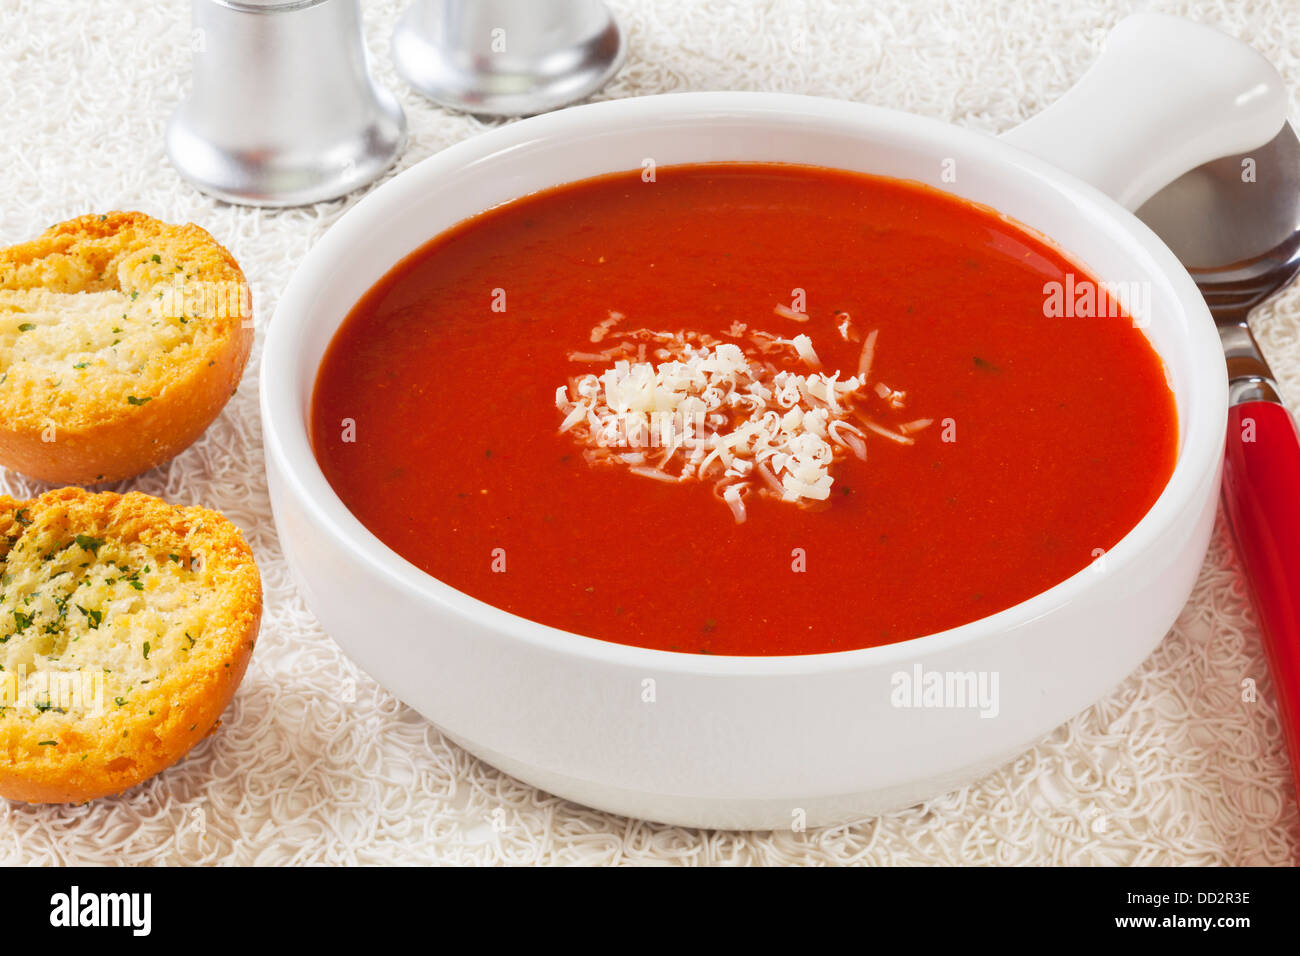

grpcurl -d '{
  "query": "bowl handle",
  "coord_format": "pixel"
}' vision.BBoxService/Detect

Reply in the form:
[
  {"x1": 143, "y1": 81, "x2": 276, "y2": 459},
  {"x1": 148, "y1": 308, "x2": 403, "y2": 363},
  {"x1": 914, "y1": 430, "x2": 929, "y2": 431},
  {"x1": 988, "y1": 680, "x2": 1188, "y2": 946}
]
[{"x1": 1000, "y1": 13, "x2": 1287, "y2": 210}]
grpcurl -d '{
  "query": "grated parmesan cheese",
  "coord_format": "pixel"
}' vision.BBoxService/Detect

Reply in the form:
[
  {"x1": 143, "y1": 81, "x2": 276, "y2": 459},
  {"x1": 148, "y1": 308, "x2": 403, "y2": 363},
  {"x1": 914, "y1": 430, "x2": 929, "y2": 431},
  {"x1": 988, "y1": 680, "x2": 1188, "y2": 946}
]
[{"x1": 556, "y1": 310, "x2": 926, "y2": 521}]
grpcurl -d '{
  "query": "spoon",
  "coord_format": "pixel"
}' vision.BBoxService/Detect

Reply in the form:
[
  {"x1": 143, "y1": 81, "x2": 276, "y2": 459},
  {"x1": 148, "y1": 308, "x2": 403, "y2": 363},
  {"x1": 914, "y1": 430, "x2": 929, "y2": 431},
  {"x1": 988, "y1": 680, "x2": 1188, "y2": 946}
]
[{"x1": 1138, "y1": 122, "x2": 1300, "y2": 796}]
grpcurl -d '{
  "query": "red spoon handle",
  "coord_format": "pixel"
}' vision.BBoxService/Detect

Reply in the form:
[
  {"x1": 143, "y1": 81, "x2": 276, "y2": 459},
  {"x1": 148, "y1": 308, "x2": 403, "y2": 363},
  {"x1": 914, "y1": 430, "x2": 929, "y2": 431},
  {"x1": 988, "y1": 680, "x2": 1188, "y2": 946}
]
[{"x1": 1223, "y1": 400, "x2": 1300, "y2": 795}]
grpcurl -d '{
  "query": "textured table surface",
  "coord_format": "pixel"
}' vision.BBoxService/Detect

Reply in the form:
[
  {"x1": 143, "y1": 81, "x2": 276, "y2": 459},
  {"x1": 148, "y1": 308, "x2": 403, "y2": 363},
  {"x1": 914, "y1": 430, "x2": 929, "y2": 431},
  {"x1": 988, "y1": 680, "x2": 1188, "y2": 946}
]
[{"x1": 1, "y1": 0, "x2": 1297, "y2": 864}]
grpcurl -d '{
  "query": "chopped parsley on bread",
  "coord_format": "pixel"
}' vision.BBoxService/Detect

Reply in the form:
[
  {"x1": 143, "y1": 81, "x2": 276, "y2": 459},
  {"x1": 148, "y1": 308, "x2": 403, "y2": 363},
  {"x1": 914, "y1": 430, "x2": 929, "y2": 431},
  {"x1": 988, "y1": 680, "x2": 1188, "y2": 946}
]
[
  {"x1": 0, "y1": 488, "x2": 261, "y2": 803},
  {"x1": 0, "y1": 212, "x2": 253, "y2": 484}
]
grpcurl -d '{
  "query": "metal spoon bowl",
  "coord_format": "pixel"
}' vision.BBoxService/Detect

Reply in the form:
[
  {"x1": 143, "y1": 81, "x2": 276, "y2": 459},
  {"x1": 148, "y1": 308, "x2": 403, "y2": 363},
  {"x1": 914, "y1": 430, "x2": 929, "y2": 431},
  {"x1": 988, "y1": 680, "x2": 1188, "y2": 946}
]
[{"x1": 1137, "y1": 122, "x2": 1300, "y2": 403}]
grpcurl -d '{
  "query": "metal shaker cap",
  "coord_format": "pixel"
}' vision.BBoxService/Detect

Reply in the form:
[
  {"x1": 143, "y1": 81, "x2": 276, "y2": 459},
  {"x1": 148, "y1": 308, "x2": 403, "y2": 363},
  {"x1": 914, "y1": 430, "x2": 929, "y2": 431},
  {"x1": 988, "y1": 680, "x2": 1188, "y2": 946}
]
[
  {"x1": 392, "y1": 0, "x2": 625, "y2": 117},
  {"x1": 167, "y1": 0, "x2": 407, "y2": 207}
]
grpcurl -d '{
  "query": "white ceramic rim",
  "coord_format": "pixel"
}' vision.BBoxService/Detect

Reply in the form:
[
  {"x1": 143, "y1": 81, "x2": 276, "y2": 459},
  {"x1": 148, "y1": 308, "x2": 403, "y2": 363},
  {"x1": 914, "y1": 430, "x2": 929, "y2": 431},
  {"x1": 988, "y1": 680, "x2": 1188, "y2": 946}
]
[{"x1": 261, "y1": 91, "x2": 1226, "y2": 678}]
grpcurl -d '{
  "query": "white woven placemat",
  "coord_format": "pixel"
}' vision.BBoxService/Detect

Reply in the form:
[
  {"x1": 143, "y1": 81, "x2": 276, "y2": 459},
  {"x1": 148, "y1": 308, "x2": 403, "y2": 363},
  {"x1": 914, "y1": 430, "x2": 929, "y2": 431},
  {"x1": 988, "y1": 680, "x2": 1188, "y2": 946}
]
[{"x1": 1, "y1": 0, "x2": 1297, "y2": 865}]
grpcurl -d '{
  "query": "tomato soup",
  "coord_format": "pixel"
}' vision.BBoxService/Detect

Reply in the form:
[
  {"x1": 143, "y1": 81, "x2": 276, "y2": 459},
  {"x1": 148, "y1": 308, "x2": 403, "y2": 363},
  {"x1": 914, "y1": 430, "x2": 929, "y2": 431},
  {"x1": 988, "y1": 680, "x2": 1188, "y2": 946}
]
[{"x1": 311, "y1": 163, "x2": 1178, "y2": 656}]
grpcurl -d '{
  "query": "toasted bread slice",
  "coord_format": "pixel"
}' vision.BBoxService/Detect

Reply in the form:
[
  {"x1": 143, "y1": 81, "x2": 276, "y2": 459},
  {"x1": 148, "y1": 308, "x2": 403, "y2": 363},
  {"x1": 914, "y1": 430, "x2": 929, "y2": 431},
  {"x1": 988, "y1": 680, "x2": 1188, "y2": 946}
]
[
  {"x1": 0, "y1": 212, "x2": 253, "y2": 484},
  {"x1": 0, "y1": 488, "x2": 261, "y2": 802}
]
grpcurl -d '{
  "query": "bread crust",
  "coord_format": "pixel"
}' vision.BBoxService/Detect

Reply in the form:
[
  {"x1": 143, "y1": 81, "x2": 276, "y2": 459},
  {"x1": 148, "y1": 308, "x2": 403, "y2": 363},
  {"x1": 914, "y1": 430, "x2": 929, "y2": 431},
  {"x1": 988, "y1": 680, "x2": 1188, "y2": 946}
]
[
  {"x1": 0, "y1": 488, "x2": 261, "y2": 803},
  {"x1": 0, "y1": 212, "x2": 253, "y2": 484}
]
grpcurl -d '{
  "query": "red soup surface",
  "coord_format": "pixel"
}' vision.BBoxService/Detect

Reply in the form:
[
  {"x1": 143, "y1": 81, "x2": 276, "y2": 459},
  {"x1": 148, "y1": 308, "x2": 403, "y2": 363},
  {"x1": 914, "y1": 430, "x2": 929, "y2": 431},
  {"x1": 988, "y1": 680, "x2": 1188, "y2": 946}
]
[{"x1": 311, "y1": 163, "x2": 1178, "y2": 656}]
